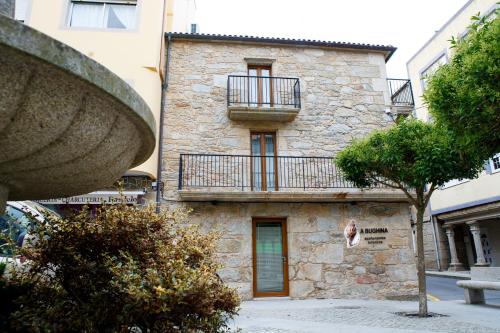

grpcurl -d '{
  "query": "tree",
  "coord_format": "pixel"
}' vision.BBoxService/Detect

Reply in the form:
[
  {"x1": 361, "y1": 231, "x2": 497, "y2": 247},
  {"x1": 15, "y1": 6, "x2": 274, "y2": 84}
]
[
  {"x1": 336, "y1": 119, "x2": 484, "y2": 316},
  {"x1": 424, "y1": 14, "x2": 500, "y2": 161},
  {"x1": 1, "y1": 204, "x2": 239, "y2": 332}
]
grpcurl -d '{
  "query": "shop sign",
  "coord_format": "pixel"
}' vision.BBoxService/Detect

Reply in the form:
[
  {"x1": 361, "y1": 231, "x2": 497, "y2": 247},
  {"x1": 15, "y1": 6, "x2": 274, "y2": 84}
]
[
  {"x1": 344, "y1": 221, "x2": 389, "y2": 247},
  {"x1": 36, "y1": 192, "x2": 142, "y2": 205}
]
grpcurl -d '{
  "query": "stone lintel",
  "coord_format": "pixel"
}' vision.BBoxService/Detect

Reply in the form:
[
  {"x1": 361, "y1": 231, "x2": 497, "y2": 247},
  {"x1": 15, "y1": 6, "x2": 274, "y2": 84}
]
[
  {"x1": 178, "y1": 189, "x2": 411, "y2": 203},
  {"x1": 228, "y1": 106, "x2": 300, "y2": 122}
]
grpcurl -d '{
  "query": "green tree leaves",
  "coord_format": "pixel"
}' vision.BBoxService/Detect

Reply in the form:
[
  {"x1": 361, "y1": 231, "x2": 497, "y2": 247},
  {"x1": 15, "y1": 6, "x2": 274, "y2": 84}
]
[{"x1": 425, "y1": 14, "x2": 500, "y2": 160}]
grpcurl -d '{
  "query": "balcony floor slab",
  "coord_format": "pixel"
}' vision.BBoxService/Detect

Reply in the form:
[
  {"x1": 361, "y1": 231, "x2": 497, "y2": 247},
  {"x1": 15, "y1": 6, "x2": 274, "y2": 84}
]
[
  {"x1": 178, "y1": 189, "x2": 411, "y2": 203},
  {"x1": 228, "y1": 106, "x2": 300, "y2": 122}
]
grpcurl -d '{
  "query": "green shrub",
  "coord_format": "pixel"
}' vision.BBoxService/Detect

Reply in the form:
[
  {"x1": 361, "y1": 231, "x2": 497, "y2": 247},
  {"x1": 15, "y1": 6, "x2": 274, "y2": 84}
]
[{"x1": 3, "y1": 204, "x2": 239, "y2": 332}]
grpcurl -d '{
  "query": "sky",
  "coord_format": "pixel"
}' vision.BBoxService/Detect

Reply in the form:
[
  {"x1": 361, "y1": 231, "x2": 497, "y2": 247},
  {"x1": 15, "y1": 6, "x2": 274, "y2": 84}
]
[{"x1": 194, "y1": 0, "x2": 469, "y2": 78}]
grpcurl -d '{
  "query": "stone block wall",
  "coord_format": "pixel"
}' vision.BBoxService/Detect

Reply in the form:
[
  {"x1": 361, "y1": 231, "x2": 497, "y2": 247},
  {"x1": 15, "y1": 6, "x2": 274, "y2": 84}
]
[
  {"x1": 422, "y1": 220, "x2": 439, "y2": 270},
  {"x1": 162, "y1": 40, "x2": 393, "y2": 200},
  {"x1": 166, "y1": 201, "x2": 418, "y2": 300}
]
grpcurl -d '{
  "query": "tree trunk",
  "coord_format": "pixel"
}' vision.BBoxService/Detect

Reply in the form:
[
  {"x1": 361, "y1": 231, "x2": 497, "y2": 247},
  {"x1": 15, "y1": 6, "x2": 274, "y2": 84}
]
[{"x1": 415, "y1": 206, "x2": 428, "y2": 317}]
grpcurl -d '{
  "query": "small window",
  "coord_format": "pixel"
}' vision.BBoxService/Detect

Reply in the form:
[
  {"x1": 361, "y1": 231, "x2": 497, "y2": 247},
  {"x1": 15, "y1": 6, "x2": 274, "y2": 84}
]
[
  {"x1": 68, "y1": 1, "x2": 137, "y2": 30},
  {"x1": 190, "y1": 23, "x2": 199, "y2": 33},
  {"x1": 420, "y1": 54, "x2": 447, "y2": 91},
  {"x1": 441, "y1": 178, "x2": 468, "y2": 189},
  {"x1": 490, "y1": 154, "x2": 500, "y2": 174}
]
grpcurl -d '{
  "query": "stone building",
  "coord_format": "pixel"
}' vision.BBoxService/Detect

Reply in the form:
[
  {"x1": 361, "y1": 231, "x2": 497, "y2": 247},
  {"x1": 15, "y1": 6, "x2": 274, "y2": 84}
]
[
  {"x1": 407, "y1": 0, "x2": 499, "y2": 272},
  {"x1": 160, "y1": 33, "x2": 418, "y2": 300}
]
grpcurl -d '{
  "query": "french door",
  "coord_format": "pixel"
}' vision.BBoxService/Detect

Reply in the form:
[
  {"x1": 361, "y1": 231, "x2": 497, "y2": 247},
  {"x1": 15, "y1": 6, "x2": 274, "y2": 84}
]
[
  {"x1": 248, "y1": 65, "x2": 273, "y2": 106},
  {"x1": 251, "y1": 132, "x2": 277, "y2": 191},
  {"x1": 252, "y1": 218, "x2": 289, "y2": 297}
]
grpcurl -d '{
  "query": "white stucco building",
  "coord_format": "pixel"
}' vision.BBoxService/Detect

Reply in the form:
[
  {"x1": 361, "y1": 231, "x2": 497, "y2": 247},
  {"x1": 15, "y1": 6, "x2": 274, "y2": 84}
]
[{"x1": 407, "y1": 0, "x2": 499, "y2": 271}]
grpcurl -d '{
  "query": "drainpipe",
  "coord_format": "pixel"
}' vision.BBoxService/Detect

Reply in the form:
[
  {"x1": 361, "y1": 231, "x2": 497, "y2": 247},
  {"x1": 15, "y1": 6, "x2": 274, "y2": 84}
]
[{"x1": 155, "y1": 26, "x2": 172, "y2": 212}]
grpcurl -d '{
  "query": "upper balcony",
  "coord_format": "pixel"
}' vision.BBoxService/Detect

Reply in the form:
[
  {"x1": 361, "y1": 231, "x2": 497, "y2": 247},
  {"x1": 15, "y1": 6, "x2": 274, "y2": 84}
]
[
  {"x1": 177, "y1": 154, "x2": 409, "y2": 203},
  {"x1": 227, "y1": 75, "x2": 301, "y2": 122},
  {"x1": 387, "y1": 79, "x2": 415, "y2": 116}
]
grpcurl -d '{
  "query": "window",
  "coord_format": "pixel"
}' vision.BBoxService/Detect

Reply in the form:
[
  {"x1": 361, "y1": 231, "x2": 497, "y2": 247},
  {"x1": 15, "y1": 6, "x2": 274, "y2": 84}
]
[
  {"x1": 441, "y1": 178, "x2": 468, "y2": 189},
  {"x1": 251, "y1": 132, "x2": 277, "y2": 191},
  {"x1": 0, "y1": 206, "x2": 32, "y2": 255},
  {"x1": 15, "y1": 0, "x2": 30, "y2": 23},
  {"x1": 248, "y1": 65, "x2": 272, "y2": 106},
  {"x1": 68, "y1": 1, "x2": 137, "y2": 30},
  {"x1": 420, "y1": 54, "x2": 447, "y2": 90},
  {"x1": 490, "y1": 154, "x2": 500, "y2": 174}
]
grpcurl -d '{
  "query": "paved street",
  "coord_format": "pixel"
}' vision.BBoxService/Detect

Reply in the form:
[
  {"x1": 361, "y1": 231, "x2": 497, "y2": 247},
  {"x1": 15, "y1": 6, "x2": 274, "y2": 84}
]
[
  {"x1": 231, "y1": 298, "x2": 500, "y2": 333},
  {"x1": 427, "y1": 276, "x2": 500, "y2": 305}
]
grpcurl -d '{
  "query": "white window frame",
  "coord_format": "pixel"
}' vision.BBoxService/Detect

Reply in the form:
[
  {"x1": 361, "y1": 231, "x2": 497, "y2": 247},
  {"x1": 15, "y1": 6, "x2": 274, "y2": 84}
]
[
  {"x1": 440, "y1": 178, "x2": 469, "y2": 189},
  {"x1": 489, "y1": 153, "x2": 500, "y2": 174},
  {"x1": 419, "y1": 53, "x2": 448, "y2": 92},
  {"x1": 67, "y1": 0, "x2": 138, "y2": 30}
]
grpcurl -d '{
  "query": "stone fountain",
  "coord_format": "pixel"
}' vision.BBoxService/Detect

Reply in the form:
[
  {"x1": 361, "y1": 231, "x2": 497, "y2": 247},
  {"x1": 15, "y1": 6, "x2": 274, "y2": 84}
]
[{"x1": 0, "y1": 9, "x2": 156, "y2": 212}]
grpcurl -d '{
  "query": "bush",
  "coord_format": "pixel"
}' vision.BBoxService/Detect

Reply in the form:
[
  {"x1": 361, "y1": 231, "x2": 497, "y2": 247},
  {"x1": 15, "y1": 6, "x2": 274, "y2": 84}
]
[{"x1": 2, "y1": 204, "x2": 240, "y2": 333}]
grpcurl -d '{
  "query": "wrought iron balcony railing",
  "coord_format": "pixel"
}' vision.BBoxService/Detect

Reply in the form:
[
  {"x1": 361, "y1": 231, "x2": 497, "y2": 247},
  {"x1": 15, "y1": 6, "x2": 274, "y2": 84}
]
[
  {"x1": 178, "y1": 154, "x2": 391, "y2": 191},
  {"x1": 387, "y1": 79, "x2": 414, "y2": 107},
  {"x1": 227, "y1": 75, "x2": 301, "y2": 108}
]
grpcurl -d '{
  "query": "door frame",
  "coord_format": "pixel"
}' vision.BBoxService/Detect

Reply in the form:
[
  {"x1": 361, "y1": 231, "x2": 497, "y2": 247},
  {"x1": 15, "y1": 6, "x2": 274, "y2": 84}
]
[
  {"x1": 247, "y1": 65, "x2": 273, "y2": 106},
  {"x1": 252, "y1": 217, "x2": 289, "y2": 297},
  {"x1": 250, "y1": 131, "x2": 278, "y2": 191}
]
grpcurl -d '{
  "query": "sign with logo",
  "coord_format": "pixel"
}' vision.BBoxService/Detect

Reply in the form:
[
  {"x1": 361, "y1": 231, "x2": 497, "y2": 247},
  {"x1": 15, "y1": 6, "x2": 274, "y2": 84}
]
[{"x1": 36, "y1": 191, "x2": 144, "y2": 205}]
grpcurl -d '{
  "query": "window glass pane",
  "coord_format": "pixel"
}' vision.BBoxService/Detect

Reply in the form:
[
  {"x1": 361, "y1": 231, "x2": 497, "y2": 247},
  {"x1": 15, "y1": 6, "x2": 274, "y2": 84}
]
[
  {"x1": 105, "y1": 4, "x2": 136, "y2": 29},
  {"x1": 256, "y1": 223, "x2": 284, "y2": 293},
  {"x1": 492, "y1": 154, "x2": 500, "y2": 171},
  {"x1": 70, "y1": 2, "x2": 103, "y2": 28},
  {"x1": 15, "y1": 0, "x2": 29, "y2": 22},
  {"x1": 421, "y1": 54, "x2": 447, "y2": 90},
  {"x1": 0, "y1": 206, "x2": 31, "y2": 255},
  {"x1": 265, "y1": 135, "x2": 275, "y2": 191},
  {"x1": 251, "y1": 135, "x2": 262, "y2": 190},
  {"x1": 248, "y1": 69, "x2": 258, "y2": 106}
]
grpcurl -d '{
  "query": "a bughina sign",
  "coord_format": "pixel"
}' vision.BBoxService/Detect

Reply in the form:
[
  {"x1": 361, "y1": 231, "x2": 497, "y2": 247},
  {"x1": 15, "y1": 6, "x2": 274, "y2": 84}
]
[{"x1": 36, "y1": 191, "x2": 144, "y2": 205}]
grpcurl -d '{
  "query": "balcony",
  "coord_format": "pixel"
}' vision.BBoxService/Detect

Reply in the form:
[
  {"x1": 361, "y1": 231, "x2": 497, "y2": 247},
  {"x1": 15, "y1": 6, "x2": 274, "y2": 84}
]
[
  {"x1": 177, "y1": 154, "x2": 408, "y2": 202},
  {"x1": 387, "y1": 79, "x2": 415, "y2": 116},
  {"x1": 227, "y1": 76, "x2": 301, "y2": 122}
]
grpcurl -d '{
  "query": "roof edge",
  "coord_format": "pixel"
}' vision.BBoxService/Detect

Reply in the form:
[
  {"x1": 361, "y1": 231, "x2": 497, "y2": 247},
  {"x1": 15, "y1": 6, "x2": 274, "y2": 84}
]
[{"x1": 166, "y1": 32, "x2": 397, "y2": 62}]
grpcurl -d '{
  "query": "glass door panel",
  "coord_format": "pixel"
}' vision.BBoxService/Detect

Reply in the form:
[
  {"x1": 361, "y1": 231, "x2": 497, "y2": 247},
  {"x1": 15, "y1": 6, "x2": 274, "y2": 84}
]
[
  {"x1": 265, "y1": 134, "x2": 276, "y2": 191},
  {"x1": 248, "y1": 68, "x2": 258, "y2": 107},
  {"x1": 251, "y1": 132, "x2": 277, "y2": 191},
  {"x1": 248, "y1": 66, "x2": 272, "y2": 106},
  {"x1": 254, "y1": 220, "x2": 288, "y2": 296},
  {"x1": 251, "y1": 134, "x2": 262, "y2": 191},
  {"x1": 260, "y1": 68, "x2": 271, "y2": 106}
]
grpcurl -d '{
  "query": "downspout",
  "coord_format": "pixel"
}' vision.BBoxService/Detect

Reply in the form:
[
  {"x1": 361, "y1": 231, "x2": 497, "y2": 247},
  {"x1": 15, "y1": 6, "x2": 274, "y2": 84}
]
[{"x1": 155, "y1": 5, "x2": 172, "y2": 213}]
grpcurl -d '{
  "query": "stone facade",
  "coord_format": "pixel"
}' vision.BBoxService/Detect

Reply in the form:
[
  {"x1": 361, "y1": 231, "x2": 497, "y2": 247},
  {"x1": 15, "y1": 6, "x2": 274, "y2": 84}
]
[
  {"x1": 163, "y1": 40, "x2": 393, "y2": 200},
  {"x1": 165, "y1": 201, "x2": 417, "y2": 301},
  {"x1": 161, "y1": 36, "x2": 418, "y2": 300}
]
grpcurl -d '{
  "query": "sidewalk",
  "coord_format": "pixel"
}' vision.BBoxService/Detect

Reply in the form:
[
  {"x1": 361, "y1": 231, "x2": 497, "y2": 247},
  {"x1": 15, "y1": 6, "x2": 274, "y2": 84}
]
[
  {"x1": 231, "y1": 298, "x2": 500, "y2": 333},
  {"x1": 426, "y1": 270, "x2": 471, "y2": 280}
]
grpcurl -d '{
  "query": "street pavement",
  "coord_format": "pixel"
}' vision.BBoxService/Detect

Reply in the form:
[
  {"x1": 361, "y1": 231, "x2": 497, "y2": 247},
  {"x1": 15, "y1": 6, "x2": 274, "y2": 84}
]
[
  {"x1": 231, "y1": 298, "x2": 500, "y2": 333},
  {"x1": 427, "y1": 275, "x2": 500, "y2": 305}
]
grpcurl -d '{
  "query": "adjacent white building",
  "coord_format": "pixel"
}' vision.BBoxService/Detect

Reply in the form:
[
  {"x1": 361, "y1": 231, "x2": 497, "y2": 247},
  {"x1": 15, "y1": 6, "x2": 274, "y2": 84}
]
[{"x1": 407, "y1": 0, "x2": 499, "y2": 271}]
